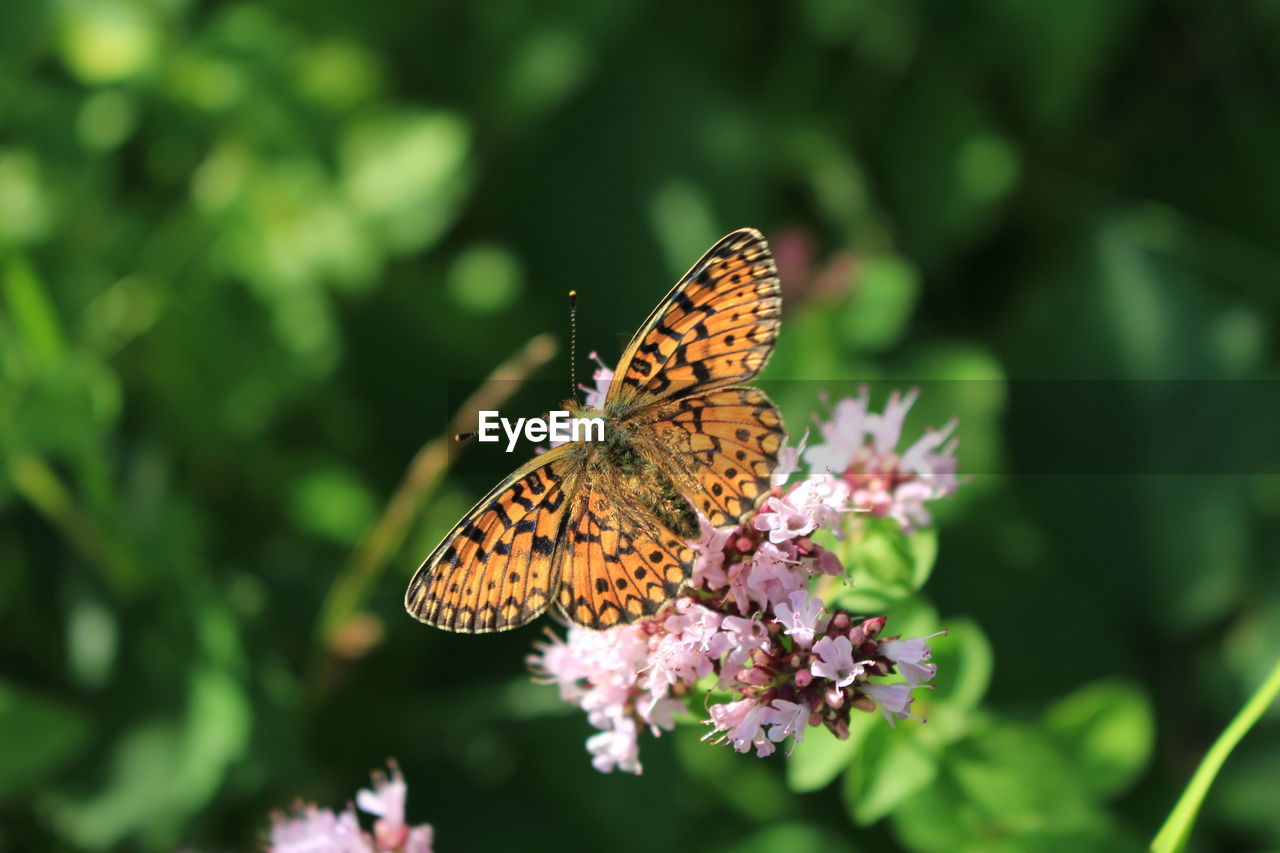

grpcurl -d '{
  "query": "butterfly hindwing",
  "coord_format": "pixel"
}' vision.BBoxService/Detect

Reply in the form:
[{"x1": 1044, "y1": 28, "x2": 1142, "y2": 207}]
[
  {"x1": 554, "y1": 468, "x2": 695, "y2": 630},
  {"x1": 405, "y1": 446, "x2": 574, "y2": 633},
  {"x1": 607, "y1": 228, "x2": 780, "y2": 409},
  {"x1": 634, "y1": 386, "x2": 786, "y2": 528}
]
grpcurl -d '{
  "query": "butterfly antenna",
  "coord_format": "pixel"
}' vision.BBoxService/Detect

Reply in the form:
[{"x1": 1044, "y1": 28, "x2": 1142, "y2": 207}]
[
  {"x1": 454, "y1": 432, "x2": 475, "y2": 442},
  {"x1": 568, "y1": 290, "x2": 578, "y2": 399}
]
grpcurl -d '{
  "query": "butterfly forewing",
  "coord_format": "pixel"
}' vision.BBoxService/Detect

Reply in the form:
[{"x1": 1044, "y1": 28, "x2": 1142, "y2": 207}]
[
  {"x1": 405, "y1": 445, "x2": 574, "y2": 632},
  {"x1": 607, "y1": 228, "x2": 780, "y2": 410}
]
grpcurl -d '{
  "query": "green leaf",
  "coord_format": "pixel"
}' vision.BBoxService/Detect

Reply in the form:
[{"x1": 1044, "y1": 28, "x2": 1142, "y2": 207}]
[
  {"x1": 830, "y1": 521, "x2": 919, "y2": 611},
  {"x1": 341, "y1": 110, "x2": 470, "y2": 253},
  {"x1": 0, "y1": 681, "x2": 90, "y2": 798},
  {"x1": 2, "y1": 251, "x2": 66, "y2": 369},
  {"x1": 907, "y1": 617, "x2": 992, "y2": 749},
  {"x1": 721, "y1": 822, "x2": 855, "y2": 853},
  {"x1": 931, "y1": 618, "x2": 993, "y2": 715},
  {"x1": 1044, "y1": 678, "x2": 1154, "y2": 797},
  {"x1": 891, "y1": 718, "x2": 1135, "y2": 853},
  {"x1": 50, "y1": 665, "x2": 250, "y2": 848},
  {"x1": 842, "y1": 723, "x2": 940, "y2": 825},
  {"x1": 948, "y1": 721, "x2": 1098, "y2": 833},
  {"x1": 841, "y1": 254, "x2": 920, "y2": 352},
  {"x1": 289, "y1": 464, "x2": 377, "y2": 545},
  {"x1": 908, "y1": 527, "x2": 938, "y2": 590},
  {"x1": 674, "y1": 726, "x2": 795, "y2": 822},
  {"x1": 447, "y1": 243, "x2": 523, "y2": 314}
]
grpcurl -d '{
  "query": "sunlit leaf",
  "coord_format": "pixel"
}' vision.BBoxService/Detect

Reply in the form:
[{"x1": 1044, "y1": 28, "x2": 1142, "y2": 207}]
[{"x1": 1045, "y1": 678, "x2": 1154, "y2": 797}]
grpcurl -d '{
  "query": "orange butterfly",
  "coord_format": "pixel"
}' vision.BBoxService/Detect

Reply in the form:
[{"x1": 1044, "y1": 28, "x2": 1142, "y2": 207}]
[{"x1": 405, "y1": 228, "x2": 785, "y2": 632}]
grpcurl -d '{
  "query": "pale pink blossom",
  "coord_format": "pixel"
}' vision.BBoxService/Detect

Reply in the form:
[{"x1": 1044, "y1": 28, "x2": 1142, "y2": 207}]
[
  {"x1": 745, "y1": 543, "x2": 806, "y2": 609},
  {"x1": 579, "y1": 351, "x2": 613, "y2": 409},
  {"x1": 863, "y1": 681, "x2": 928, "y2": 727},
  {"x1": 786, "y1": 474, "x2": 853, "y2": 534},
  {"x1": 722, "y1": 560, "x2": 754, "y2": 613},
  {"x1": 691, "y1": 514, "x2": 735, "y2": 589},
  {"x1": 804, "y1": 389, "x2": 873, "y2": 474},
  {"x1": 771, "y1": 431, "x2": 809, "y2": 487},
  {"x1": 811, "y1": 635, "x2": 870, "y2": 690},
  {"x1": 638, "y1": 695, "x2": 686, "y2": 732},
  {"x1": 773, "y1": 590, "x2": 827, "y2": 648},
  {"x1": 706, "y1": 698, "x2": 776, "y2": 757},
  {"x1": 901, "y1": 420, "x2": 959, "y2": 482},
  {"x1": 647, "y1": 621, "x2": 716, "y2": 691},
  {"x1": 803, "y1": 388, "x2": 960, "y2": 534},
  {"x1": 880, "y1": 631, "x2": 946, "y2": 686},
  {"x1": 269, "y1": 805, "x2": 370, "y2": 853},
  {"x1": 752, "y1": 495, "x2": 816, "y2": 543},
  {"x1": 356, "y1": 765, "x2": 410, "y2": 851},
  {"x1": 587, "y1": 717, "x2": 642, "y2": 774},
  {"x1": 719, "y1": 615, "x2": 770, "y2": 674},
  {"x1": 761, "y1": 698, "x2": 810, "y2": 750},
  {"x1": 864, "y1": 389, "x2": 918, "y2": 456},
  {"x1": 269, "y1": 765, "x2": 434, "y2": 853},
  {"x1": 402, "y1": 828, "x2": 434, "y2": 853}
]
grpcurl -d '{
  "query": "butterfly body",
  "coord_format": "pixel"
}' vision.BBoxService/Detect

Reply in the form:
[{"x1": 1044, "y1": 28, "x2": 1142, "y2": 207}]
[{"x1": 407, "y1": 228, "x2": 785, "y2": 633}]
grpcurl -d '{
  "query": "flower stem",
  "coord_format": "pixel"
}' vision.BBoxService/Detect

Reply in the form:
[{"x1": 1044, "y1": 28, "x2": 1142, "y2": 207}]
[
  {"x1": 1150, "y1": 656, "x2": 1280, "y2": 853},
  {"x1": 310, "y1": 333, "x2": 557, "y2": 684}
]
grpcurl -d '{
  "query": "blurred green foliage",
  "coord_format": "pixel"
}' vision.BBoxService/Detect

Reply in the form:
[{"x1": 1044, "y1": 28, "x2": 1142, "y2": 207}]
[{"x1": 2, "y1": 0, "x2": 1279, "y2": 850}]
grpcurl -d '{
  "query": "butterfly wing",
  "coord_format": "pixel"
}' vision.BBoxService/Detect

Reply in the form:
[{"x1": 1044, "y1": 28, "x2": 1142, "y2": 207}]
[
  {"x1": 606, "y1": 228, "x2": 780, "y2": 411},
  {"x1": 405, "y1": 444, "x2": 576, "y2": 633},
  {"x1": 554, "y1": 466, "x2": 695, "y2": 629},
  {"x1": 630, "y1": 386, "x2": 786, "y2": 528}
]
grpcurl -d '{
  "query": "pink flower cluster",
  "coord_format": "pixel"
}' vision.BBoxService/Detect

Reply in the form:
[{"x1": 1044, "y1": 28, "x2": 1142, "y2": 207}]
[
  {"x1": 528, "y1": 385, "x2": 958, "y2": 774},
  {"x1": 804, "y1": 388, "x2": 959, "y2": 532},
  {"x1": 268, "y1": 763, "x2": 433, "y2": 853}
]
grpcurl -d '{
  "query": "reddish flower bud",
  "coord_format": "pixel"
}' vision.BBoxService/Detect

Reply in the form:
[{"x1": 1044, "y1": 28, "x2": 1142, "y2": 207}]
[
  {"x1": 850, "y1": 693, "x2": 876, "y2": 713},
  {"x1": 860, "y1": 616, "x2": 887, "y2": 640}
]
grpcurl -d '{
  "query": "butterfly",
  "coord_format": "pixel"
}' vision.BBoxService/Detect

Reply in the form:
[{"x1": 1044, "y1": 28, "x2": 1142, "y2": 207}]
[{"x1": 405, "y1": 228, "x2": 786, "y2": 632}]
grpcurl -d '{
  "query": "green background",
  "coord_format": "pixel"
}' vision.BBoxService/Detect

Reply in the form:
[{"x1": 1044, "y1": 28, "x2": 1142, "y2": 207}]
[{"x1": 2, "y1": 0, "x2": 1278, "y2": 850}]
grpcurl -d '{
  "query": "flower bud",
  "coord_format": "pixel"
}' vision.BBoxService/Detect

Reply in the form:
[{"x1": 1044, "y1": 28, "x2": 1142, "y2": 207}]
[
  {"x1": 860, "y1": 616, "x2": 887, "y2": 640},
  {"x1": 825, "y1": 686, "x2": 845, "y2": 708},
  {"x1": 795, "y1": 667, "x2": 813, "y2": 688},
  {"x1": 850, "y1": 693, "x2": 876, "y2": 713}
]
